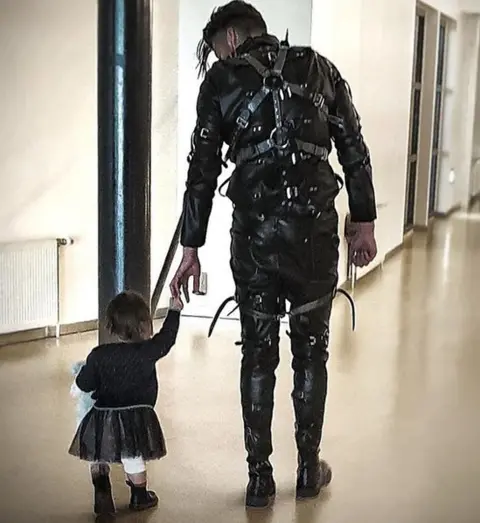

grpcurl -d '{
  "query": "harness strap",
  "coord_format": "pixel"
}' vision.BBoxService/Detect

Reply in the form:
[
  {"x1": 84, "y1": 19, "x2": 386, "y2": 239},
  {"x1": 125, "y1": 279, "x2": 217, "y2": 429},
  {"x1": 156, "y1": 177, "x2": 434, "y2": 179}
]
[
  {"x1": 208, "y1": 288, "x2": 356, "y2": 338},
  {"x1": 235, "y1": 139, "x2": 329, "y2": 165},
  {"x1": 273, "y1": 45, "x2": 288, "y2": 75},
  {"x1": 226, "y1": 86, "x2": 271, "y2": 162},
  {"x1": 243, "y1": 54, "x2": 270, "y2": 77}
]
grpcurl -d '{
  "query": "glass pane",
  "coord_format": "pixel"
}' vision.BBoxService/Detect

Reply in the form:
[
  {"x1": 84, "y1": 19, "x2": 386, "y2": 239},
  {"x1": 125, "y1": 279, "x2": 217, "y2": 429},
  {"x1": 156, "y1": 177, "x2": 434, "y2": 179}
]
[
  {"x1": 410, "y1": 89, "x2": 422, "y2": 155},
  {"x1": 437, "y1": 24, "x2": 447, "y2": 87},
  {"x1": 405, "y1": 160, "x2": 417, "y2": 228},
  {"x1": 415, "y1": 15, "x2": 426, "y2": 83},
  {"x1": 429, "y1": 153, "x2": 438, "y2": 215},
  {"x1": 432, "y1": 90, "x2": 442, "y2": 149}
]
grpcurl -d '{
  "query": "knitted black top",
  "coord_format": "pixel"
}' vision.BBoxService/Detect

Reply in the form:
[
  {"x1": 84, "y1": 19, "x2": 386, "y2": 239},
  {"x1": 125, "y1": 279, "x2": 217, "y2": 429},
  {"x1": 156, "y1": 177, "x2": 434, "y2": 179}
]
[{"x1": 76, "y1": 310, "x2": 180, "y2": 408}]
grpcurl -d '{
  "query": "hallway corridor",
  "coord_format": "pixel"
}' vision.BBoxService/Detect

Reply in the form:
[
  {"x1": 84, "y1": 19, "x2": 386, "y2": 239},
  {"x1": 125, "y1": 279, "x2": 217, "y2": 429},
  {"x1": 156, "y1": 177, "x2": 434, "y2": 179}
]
[{"x1": 0, "y1": 213, "x2": 479, "y2": 523}]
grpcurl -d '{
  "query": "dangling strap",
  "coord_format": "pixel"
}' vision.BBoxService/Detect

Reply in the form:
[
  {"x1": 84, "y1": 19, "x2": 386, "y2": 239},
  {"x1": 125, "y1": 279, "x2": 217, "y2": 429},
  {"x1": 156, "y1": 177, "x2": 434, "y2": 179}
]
[
  {"x1": 218, "y1": 176, "x2": 232, "y2": 197},
  {"x1": 335, "y1": 288, "x2": 356, "y2": 330},
  {"x1": 207, "y1": 296, "x2": 236, "y2": 338}
]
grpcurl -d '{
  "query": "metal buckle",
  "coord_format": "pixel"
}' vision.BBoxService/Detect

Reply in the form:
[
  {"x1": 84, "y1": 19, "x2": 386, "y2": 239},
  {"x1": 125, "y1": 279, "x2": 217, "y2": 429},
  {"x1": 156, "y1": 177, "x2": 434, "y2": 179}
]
[
  {"x1": 286, "y1": 186, "x2": 299, "y2": 200},
  {"x1": 199, "y1": 127, "x2": 209, "y2": 139},
  {"x1": 236, "y1": 111, "x2": 250, "y2": 129},
  {"x1": 312, "y1": 92, "x2": 325, "y2": 108}
]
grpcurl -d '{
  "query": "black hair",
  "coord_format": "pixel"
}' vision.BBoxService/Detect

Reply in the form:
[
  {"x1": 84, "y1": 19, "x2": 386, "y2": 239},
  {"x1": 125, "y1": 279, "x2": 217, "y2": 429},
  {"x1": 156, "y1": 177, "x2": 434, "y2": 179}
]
[
  {"x1": 106, "y1": 290, "x2": 153, "y2": 342},
  {"x1": 196, "y1": 1, "x2": 267, "y2": 77}
]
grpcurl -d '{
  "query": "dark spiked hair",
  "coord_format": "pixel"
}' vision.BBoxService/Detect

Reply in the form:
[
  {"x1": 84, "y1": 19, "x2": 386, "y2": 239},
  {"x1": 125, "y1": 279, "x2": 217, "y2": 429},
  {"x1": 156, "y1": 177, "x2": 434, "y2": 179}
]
[{"x1": 196, "y1": 1, "x2": 267, "y2": 77}]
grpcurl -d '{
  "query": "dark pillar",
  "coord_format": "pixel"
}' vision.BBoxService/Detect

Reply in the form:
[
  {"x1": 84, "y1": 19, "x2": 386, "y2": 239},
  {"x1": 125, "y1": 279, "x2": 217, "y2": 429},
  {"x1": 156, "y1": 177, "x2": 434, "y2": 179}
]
[{"x1": 97, "y1": 0, "x2": 152, "y2": 343}]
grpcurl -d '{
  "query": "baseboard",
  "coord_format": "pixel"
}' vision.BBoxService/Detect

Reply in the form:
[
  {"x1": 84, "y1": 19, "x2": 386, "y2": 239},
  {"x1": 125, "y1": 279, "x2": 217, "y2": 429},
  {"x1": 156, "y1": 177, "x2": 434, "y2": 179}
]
[
  {"x1": 469, "y1": 192, "x2": 480, "y2": 208},
  {"x1": 435, "y1": 204, "x2": 461, "y2": 219},
  {"x1": 0, "y1": 307, "x2": 169, "y2": 348}
]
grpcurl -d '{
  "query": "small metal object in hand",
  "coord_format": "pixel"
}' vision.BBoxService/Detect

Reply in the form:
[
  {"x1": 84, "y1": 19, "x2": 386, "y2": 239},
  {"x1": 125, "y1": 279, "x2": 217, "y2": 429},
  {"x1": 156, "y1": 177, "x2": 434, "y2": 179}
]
[{"x1": 195, "y1": 272, "x2": 208, "y2": 296}]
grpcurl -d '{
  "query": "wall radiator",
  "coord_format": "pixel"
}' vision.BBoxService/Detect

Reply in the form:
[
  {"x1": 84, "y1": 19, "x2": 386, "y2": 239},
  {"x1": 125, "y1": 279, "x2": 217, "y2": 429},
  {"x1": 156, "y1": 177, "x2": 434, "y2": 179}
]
[{"x1": 0, "y1": 239, "x2": 62, "y2": 335}]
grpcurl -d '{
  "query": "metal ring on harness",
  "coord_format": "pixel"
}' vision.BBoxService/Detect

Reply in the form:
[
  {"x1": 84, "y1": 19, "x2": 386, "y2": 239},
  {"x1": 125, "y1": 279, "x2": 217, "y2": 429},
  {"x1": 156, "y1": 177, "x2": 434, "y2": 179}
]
[
  {"x1": 263, "y1": 71, "x2": 284, "y2": 90},
  {"x1": 269, "y1": 126, "x2": 290, "y2": 150}
]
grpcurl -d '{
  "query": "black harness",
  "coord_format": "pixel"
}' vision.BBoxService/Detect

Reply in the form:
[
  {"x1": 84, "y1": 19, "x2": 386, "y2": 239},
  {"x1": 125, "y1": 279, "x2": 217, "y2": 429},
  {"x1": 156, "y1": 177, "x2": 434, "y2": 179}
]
[{"x1": 225, "y1": 44, "x2": 329, "y2": 168}]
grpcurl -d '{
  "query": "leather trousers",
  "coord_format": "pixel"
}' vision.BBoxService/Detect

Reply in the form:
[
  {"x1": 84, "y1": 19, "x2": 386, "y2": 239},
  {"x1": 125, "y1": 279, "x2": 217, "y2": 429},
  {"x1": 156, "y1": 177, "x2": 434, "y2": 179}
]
[{"x1": 230, "y1": 207, "x2": 339, "y2": 477}]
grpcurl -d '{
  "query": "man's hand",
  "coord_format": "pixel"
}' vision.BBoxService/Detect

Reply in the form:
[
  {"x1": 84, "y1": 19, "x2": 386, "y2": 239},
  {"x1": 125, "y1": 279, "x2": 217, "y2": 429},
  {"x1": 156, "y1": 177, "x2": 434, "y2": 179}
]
[
  {"x1": 169, "y1": 247, "x2": 201, "y2": 305},
  {"x1": 346, "y1": 221, "x2": 377, "y2": 268}
]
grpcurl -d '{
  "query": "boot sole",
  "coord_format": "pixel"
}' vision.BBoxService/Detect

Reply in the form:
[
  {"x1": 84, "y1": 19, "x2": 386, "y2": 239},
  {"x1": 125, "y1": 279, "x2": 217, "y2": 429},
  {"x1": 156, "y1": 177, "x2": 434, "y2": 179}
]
[
  {"x1": 245, "y1": 493, "x2": 275, "y2": 509},
  {"x1": 94, "y1": 492, "x2": 116, "y2": 515},
  {"x1": 129, "y1": 499, "x2": 159, "y2": 512},
  {"x1": 296, "y1": 467, "x2": 333, "y2": 500}
]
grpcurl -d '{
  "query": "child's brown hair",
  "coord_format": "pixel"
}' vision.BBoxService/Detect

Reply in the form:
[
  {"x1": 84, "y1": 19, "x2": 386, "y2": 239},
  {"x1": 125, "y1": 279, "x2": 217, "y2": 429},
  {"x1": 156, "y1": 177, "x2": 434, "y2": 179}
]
[{"x1": 105, "y1": 291, "x2": 153, "y2": 342}]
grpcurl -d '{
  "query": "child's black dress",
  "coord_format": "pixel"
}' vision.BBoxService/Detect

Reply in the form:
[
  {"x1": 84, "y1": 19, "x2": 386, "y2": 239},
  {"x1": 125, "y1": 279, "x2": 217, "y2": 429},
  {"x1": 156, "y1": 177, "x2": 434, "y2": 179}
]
[{"x1": 69, "y1": 310, "x2": 180, "y2": 463}]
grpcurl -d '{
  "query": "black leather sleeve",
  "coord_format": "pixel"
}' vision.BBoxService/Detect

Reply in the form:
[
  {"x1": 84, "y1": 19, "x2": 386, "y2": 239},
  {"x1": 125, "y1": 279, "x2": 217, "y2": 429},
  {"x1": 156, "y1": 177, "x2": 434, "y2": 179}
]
[
  {"x1": 327, "y1": 61, "x2": 377, "y2": 222},
  {"x1": 180, "y1": 72, "x2": 224, "y2": 248}
]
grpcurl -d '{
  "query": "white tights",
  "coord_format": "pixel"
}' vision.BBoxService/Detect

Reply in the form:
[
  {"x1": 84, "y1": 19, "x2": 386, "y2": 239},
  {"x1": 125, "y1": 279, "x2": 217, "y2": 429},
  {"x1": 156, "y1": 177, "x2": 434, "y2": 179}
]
[{"x1": 90, "y1": 456, "x2": 146, "y2": 475}]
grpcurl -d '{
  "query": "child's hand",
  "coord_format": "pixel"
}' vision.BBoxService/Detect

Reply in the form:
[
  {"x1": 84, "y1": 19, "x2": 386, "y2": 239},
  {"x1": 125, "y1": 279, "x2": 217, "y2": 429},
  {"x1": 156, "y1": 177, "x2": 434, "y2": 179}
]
[{"x1": 169, "y1": 296, "x2": 184, "y2": 311}]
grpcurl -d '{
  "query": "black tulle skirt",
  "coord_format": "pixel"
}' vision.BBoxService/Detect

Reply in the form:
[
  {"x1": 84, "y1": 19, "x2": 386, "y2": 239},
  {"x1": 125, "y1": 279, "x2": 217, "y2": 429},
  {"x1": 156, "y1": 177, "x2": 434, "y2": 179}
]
[{"x1": 68, "y1": 405, "x2": 166, "y2": 463}]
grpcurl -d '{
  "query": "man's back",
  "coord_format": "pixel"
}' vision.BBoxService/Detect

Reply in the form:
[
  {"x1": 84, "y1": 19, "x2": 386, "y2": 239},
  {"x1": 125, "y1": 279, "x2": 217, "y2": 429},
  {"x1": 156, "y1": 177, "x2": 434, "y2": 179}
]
[
  {"x1": 202, "y1": 34, "x2": 341, "y2": 219},
  {"x1": 180, "y1": 32, "x2": 375, "y2": 249}
]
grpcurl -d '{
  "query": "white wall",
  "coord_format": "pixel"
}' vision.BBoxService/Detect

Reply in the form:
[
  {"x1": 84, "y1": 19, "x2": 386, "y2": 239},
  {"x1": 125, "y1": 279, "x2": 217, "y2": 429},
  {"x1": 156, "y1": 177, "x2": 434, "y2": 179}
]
[
  {"x1": 452, "y1": 14, "x2": 480, "y2": 208},
  {"x1": 460, "y1": 0, "x2": 480, "y2": 13},
  {"x1": 424, "y1": 0, "x2": 459, "y2": 18},
  {"x1": 0, "y1": 0, "x2": 179, "y2": 325},
  {"x1": 469, "y1": 39, "x2": 480, "y2": 196}
]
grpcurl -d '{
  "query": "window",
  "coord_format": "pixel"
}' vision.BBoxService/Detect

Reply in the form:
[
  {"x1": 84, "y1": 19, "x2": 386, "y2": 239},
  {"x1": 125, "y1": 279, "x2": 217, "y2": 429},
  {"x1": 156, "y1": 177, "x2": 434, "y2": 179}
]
[
  {"x1": 404, "y1": 11, "x2": 426, "y2": 231},
  {"x1": 428, "y1": 20, "x2": 448, "y2": 216}
]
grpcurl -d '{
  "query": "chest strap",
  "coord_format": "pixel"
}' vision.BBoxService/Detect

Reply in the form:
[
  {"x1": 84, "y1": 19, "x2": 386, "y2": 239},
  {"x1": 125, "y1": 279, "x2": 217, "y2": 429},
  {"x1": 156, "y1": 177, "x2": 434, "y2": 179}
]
[{"x1": 234, "y1": 139, "x2": 329, "y2": 166}]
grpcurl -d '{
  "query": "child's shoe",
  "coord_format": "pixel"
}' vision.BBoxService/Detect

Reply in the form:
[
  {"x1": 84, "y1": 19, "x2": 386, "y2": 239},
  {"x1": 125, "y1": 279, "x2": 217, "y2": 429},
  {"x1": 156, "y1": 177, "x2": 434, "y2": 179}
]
[
  {"x1": 126, "y1": 481, "x2": 159, "y2": 511},
  {"x1": 92, "y1": 474, "x2": 116, "y2": 516}
]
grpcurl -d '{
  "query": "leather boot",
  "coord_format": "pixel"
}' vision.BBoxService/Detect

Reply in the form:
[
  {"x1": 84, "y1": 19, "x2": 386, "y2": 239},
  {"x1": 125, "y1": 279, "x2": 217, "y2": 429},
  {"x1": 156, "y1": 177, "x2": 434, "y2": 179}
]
[
  {"x1": 126, "y1": 481, "x2": 159, "y2": 511},
  {"x1": 296, "y1": 455, "x2": 332, "y2": 499},
  {"x1": 245, "y1": 459, "x2": 276, "y2": 508},
  {"x1": 241, "y1": 335, "x2": 280, "y2": 508},
  {"x1": 290, "y1": 326, "x2": 332, "y2": 499},
  {"x1": 91, "y1": 466, "x2": 115, "y2": 516}
]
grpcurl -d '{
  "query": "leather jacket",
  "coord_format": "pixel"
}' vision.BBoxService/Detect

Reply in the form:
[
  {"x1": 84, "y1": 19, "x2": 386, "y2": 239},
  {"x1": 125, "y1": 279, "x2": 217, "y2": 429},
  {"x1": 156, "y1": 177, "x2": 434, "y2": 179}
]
[{"x1": 180, "y1": 34, "x2": 376, "y2": 248}]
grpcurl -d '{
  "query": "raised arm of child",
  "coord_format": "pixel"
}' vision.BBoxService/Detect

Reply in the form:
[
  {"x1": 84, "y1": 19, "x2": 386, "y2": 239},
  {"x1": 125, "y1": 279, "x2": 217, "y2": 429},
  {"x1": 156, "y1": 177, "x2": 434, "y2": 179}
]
[{"x1": 144, "y1": 297, "x2": 183, "y2": 361}]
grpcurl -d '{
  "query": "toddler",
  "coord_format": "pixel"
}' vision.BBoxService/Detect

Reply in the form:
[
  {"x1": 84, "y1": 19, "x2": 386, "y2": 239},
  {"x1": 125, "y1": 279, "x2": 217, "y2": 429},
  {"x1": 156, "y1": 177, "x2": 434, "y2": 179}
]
[{"x1": 69, "y1": 291, "x2": 182, "y2": 516}]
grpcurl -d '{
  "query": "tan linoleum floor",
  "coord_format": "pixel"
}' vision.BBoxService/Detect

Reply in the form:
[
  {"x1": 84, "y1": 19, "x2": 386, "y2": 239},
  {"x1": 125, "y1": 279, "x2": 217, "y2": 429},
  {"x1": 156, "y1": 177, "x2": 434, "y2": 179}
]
[{"x1": 1, "y1": 214, "x2": 480, "y2": 523}]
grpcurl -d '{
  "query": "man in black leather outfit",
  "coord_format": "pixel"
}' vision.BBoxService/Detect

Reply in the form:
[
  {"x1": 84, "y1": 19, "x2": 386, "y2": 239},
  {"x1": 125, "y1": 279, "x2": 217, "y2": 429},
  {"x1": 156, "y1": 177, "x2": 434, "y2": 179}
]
[{"x1": 170, "y1": 0, "x2": 377, "y2": 509}]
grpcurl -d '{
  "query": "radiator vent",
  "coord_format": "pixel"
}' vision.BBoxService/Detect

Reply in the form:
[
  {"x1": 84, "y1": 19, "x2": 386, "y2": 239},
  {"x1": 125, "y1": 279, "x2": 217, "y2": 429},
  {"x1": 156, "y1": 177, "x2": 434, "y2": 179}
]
[{"x1": 0, "y1": 239, "x2": 59, "y2": 334}]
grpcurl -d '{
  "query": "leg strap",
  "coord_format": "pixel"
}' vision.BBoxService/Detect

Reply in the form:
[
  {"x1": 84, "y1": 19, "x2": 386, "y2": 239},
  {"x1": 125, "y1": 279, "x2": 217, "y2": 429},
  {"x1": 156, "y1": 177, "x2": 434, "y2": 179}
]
[{"x1": 208, "y1": 289, "x2": 356, "y2": 338}]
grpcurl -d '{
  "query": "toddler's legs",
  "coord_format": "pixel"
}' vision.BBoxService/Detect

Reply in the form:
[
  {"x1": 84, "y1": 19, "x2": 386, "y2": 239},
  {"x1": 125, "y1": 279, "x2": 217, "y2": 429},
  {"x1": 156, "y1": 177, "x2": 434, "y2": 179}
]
[
  {"x1": 90, "y1": 462, "x2": 115, "y2": 516},
  {"x1": 121, "y1": 457, "x2": 159, "y2": 512}
]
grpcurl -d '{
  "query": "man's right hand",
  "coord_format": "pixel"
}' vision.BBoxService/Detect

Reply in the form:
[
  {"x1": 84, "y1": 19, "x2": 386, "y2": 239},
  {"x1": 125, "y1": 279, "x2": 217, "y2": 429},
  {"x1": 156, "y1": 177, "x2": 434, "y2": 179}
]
[{"x1": 169, "y1": 247, "x2": 201, "y2": 305}]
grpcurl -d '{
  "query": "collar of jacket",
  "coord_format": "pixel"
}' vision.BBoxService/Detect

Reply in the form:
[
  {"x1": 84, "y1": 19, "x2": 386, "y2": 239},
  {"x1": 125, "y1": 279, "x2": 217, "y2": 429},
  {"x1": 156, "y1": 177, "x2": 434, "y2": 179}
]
[{"x1": 236, "y1": 34, "x2": 280, "y2": 55}]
